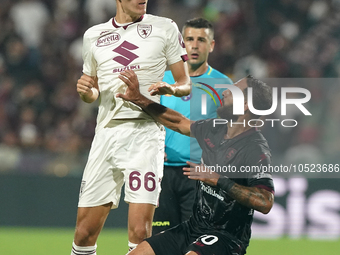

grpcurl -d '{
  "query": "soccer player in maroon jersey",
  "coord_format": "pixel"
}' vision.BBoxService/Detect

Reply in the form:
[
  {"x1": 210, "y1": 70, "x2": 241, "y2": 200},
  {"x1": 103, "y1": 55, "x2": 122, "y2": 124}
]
[{"x1": 117, "y1": 71, "x2": 274, "y2": 255}]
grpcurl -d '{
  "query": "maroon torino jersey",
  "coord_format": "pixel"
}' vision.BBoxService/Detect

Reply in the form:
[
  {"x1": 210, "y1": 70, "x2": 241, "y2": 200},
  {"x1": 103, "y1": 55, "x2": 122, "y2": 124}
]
[
  {"x1": 189, "y1": 119, "x2": 274, "y2": 252},
  {"x1": 82, "y1": 14, "x2": 187, "y2": 131}
]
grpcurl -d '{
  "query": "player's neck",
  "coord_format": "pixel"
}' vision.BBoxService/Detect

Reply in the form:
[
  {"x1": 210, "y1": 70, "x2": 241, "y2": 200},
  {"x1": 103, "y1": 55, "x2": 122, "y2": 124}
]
[
  {"x1": 225, "y1": 116, "x2": 253, "y2": 139},
  {"x1": 115, "y1": 11, "x2": 143, "y2": 24},
  {"x1": 189, "y1": 63, "x2": 209, "y2": 77}
]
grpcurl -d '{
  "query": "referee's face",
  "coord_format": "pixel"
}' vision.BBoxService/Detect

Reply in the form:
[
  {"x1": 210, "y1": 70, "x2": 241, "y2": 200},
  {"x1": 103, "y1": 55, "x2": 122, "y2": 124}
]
[{"x1": 183, "y1": 27, "x2": 215, "y2": 68}]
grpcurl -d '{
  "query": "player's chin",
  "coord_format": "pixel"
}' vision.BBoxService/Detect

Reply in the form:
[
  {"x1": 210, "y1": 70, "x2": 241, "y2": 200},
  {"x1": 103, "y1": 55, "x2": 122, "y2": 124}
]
[
  {"x1": 188, "y1": 59, "x2": 200, "y2": 65},
  {"x1": 137, "y1": 5, "x2": 147, "y2": 14},
  {"x1": 138, "y1": 10, "x2": 146, "y2": 15}
]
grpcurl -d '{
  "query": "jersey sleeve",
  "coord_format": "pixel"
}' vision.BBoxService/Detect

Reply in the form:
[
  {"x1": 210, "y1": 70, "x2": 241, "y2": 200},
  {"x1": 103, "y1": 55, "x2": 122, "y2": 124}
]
[
  {"x1": 164, "y1": 20, "x2": 188, "y2": 66},
  {"x1": 245, "y1": 146, "x2": 275, "y2": 193},
  {"x1": 82, "y1": 31, "x2": 97, "y2": 76},
  {"x1": 190, "y1": 119, "x2": 214, "y2": 140}
]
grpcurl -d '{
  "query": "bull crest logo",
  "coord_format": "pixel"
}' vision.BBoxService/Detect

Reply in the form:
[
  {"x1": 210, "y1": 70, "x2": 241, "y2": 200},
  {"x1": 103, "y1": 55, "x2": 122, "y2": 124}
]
[{"x1": 137, "y1": 24, "x2": 152, "y2": 39}]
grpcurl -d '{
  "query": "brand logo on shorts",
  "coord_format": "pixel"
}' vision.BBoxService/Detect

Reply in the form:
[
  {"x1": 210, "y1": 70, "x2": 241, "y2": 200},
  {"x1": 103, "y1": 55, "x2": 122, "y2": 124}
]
[
  {"x1": 137, "y1": 24, "x2": 152, "y2": 39},
  {"x1": 152, "y1": 221, "x2": 170, "y2": 227},
  {"x1": 96, "y1": 32, "x2": 121, "y2": 47}
]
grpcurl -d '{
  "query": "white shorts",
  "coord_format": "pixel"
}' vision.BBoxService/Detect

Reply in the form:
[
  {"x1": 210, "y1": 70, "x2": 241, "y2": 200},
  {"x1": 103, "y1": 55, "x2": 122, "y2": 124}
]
[{"x1": 78, "y1": 119, "x2": 165, "y2": 209}]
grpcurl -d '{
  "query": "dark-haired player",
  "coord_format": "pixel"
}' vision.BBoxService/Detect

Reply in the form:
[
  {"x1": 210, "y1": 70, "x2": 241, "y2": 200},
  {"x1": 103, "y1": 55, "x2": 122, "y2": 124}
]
[
  {"x1": 72, "y1": 0, "x2": 191, "y2": 254},
  {"x1": 117, "y1": 72, "x2": 274, "y2": 255}
]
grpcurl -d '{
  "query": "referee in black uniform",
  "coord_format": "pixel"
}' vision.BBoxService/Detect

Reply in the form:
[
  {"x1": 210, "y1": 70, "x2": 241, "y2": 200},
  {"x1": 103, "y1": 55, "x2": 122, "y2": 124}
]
[{"x1": 117, "y1": 71, "x2": 275, "y2": 255}]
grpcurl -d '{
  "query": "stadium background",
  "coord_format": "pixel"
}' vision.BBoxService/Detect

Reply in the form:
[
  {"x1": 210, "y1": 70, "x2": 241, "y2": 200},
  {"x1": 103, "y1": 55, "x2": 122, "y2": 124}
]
[{"x1": 0, "y1": 0, "x2": 339, "y2": 254}]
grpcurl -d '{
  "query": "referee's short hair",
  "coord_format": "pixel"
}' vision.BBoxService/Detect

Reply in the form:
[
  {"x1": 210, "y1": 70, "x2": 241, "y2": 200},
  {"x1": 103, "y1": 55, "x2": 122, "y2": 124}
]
[{"x1": 182, "y1": 18, "x2": 214, "y2": 40}]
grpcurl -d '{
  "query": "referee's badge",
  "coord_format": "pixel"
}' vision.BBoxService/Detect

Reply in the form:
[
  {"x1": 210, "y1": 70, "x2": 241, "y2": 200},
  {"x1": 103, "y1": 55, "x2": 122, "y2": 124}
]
[{"x1": 137, "y1": 24, "x2": 152, "y2": 39}]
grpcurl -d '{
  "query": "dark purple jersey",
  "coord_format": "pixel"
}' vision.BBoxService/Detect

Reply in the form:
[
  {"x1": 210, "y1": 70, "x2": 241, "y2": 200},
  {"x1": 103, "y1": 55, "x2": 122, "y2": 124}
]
[{"x1": 189, "y1": 119, "x2": 274, "y2": 251}]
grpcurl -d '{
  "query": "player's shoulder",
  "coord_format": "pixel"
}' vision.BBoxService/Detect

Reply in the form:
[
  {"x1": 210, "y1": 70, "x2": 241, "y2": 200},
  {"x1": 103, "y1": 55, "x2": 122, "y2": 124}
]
[
  {"x1": 144, "y1": 14, "x2": 176, "y2": 24},
  {"x1": 84, "y1": 19, "x2": 113, "y2": 38},
  {"x1": 209, "y1": 67, "x2": 226, "y2": 78},
  {"x1": 208, "y1": 67, "x2": 233, "y2": 82},
  {"x1": 243, "y1": 131, "x2": 271, "y2": 157},
  {"x1": 144, "y1": 14, "x2": 179, "y2": 30},
  {"x1": 251, "y1": 130, "x2": 269, "y2": 145},
  {"x1": 192, "y1": 118, "x2": 226, "y2": 135},
  {"x1": 194, "y1": 118, "x2": 214, "y2": 126}
]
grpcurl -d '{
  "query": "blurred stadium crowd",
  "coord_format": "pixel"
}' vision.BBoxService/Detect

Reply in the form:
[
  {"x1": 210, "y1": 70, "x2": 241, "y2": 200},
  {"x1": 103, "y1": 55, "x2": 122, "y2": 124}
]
[{"x1": 1, "y1": 0, "x2": 340, "y2": 176}]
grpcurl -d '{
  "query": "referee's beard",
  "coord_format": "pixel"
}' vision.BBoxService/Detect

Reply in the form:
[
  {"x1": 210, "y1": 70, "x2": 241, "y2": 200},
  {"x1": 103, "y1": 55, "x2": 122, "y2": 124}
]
[{"x1": 217, "y1": 104, "x2": 239, "y2": 121}]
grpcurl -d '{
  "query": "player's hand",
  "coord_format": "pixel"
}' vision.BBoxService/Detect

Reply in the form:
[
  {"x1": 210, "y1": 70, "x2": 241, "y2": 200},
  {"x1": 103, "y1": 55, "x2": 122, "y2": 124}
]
[
  {"x1": 148, "y1": 82, "x2": 176, "y2": 96},
  {"x1": 183, "y1": 161, "x2": 220, "y2": 186},
  {"x1": 77, "y1": 74, "x2": 95, "y2": 97},
  {"x1": 117, "y1": 70, "x2": 141, "y2": 102}
]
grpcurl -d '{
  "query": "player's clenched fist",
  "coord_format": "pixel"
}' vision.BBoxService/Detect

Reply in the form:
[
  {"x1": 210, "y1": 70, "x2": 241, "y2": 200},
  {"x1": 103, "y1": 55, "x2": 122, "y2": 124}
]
[
  {"x1": 77, "y1": 74, "x2": 94, "y2": 95},
  {"x1": 77, "y1": 74, "x2": 99, "y2": 103}
]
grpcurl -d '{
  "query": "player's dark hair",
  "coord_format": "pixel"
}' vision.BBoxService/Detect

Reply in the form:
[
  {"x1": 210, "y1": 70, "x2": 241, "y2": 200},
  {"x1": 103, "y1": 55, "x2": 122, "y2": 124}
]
[
  {"x1": 244, "y1": 75, "x2": 273, "y2": 118},
  {"x1": 182, "y1": 18, "x2": 214, "y2": 39}
]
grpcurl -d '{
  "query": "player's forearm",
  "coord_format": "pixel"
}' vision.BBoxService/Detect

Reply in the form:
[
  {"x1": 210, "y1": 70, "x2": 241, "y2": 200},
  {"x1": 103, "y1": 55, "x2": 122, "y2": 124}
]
[
  {"x1": 229, "y1": 184, "x2": 273, "y2": 214},
  {"x1": 172, "y1": 78, "x2": 191, "y2": 97},
  {"x1": 134, "y1": 97, "x2": 190, "y2": 136},
  {"x1": 217, "y1": 177, "x2": 274, "y2": 214},
  {"x1": 117, "y1": 69, "x2": 190, "y2": 135},
  {"x1": 168, "y1": 59, "x2": 191, "y2": 97}
]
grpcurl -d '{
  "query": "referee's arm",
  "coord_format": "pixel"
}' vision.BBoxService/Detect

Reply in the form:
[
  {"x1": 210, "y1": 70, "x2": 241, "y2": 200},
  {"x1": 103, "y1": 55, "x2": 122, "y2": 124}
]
[{"x1": 117, "y1": 70, "x2": 193, "y2": 137}]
